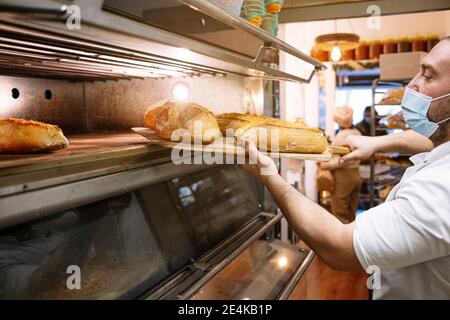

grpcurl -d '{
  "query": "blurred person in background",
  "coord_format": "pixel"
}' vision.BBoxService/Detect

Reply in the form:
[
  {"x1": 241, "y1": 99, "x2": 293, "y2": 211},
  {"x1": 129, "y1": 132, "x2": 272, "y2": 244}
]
[
  {"x1": 355, "y1": 106, "x2": 385, "y2": 136},
  {"x1": 320, "y1": 106, "x2": 362, "y2": 224}
]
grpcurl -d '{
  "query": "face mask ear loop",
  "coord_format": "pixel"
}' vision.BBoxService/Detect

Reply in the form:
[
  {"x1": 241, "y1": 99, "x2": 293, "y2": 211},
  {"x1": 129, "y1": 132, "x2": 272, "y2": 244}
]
[
  {"x1": 431, "y1": 92, "x2": 450, "y2": 102},
  {"x1": 437, "y1": 116, "x2": 450, "y2": 125}
]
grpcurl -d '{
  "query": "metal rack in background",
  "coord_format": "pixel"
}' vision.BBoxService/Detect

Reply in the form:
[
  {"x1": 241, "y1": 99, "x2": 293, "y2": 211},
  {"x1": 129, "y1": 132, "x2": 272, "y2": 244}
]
[{"x1": 369, "y1": 78, "x2": 411, "y2": 208}]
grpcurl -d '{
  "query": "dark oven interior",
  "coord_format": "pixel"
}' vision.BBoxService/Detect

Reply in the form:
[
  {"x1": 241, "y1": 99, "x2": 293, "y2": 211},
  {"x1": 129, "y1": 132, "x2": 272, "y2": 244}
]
[{"x1": 0, "y1": 165, "x2": 265, "y2": 299}]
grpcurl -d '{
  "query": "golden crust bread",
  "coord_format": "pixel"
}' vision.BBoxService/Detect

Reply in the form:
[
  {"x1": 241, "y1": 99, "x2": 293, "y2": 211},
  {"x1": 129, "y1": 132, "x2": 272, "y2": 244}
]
[
  {"x1": 144, "y1": 99, "x2": 170, "y2": 129},
  {"x1": 151, "y1": 101, "x2": 221, "y2": 143},
  {"x1": 145, "y1": 106, "x2": 167, "y2": 129},
  {"x1": 216, "y1": 113, "x2": 327, "y2": 153},
  {"x1": 217, "y1": 113, "x2": 313, "y2": 130},
  {"x1": 248, "y1": 125, "x2": 328, "y2": 153},
  {"x1": 379, "y1": 87, "x2": 405, "y2": 105},
  {"x1": 0, "y1": 118, "x2": 69, "y2": 154}
]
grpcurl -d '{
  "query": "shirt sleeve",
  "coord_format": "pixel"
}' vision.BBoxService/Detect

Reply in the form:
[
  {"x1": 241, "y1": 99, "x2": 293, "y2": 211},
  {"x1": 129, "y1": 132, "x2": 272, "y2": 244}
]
[{"x1": 353, "y1": 166, "x2": 450, "y2": 271}]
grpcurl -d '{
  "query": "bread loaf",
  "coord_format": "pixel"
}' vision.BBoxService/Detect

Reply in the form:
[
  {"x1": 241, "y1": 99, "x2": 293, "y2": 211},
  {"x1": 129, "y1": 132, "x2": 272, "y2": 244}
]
[
  {"x1": 144, "y1": 99, "x2": 170, "y2": 129},
  {"x1": 0, "y1": 118, "x2": 69, "y2": 154},
  {"x1": 145, "y1": 101, "x2": 221, "y2": 144},
  {"x1": 379, "y1": 87, "x2": 405, "y2": 105},
  {"x1": 216, "y1": 113, "x2": 328, "y2": 154}
]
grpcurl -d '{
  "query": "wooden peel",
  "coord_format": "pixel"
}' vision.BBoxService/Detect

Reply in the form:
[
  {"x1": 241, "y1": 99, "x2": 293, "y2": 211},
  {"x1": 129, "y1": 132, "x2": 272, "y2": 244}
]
[
  {"x1": 330, "y1": 146, "x2": 350, "y2": 155},
  {"x1": 131, "y1": 127, "x2": 334, "y2": 161}
]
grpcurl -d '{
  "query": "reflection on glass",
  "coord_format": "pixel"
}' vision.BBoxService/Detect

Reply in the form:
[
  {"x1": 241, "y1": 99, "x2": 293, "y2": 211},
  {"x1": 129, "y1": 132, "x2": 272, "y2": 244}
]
[
  {"x1": 192, "y1": 240, "x2": 304, "y2": 300},
  {"x1": 277, "y1": 256, "x2": 288, "y2": 268},
  {"x1": 0, "y1": 166, "x2": 260, "y2": 299}
]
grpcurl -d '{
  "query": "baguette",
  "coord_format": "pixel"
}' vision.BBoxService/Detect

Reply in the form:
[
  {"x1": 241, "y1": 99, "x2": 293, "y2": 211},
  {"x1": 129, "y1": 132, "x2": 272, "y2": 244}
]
[
  {"x1": 0, "y1": 118, "x2": 68, "y2": 154},
  {"x1": 217, "y1": 113, "x2": 313, "y2": 130},
  {"x1": 216, "y1": 113, "x2": 328, "y2": 153}
]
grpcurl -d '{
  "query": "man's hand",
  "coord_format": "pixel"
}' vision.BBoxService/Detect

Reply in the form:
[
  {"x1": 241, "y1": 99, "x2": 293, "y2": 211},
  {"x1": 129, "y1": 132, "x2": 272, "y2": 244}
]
[
  {"x1": 241, "y1": 139, "x2": 278, "y2": 183},
  {"x1": 340, "y1": 135, "x2": 379, "y2": 164}
]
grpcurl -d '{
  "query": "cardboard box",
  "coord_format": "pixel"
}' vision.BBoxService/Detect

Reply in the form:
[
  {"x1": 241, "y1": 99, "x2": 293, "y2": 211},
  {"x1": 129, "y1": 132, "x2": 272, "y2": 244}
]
[{"x1": 380, "y1": 52, "x2": 427, "y2": 81}]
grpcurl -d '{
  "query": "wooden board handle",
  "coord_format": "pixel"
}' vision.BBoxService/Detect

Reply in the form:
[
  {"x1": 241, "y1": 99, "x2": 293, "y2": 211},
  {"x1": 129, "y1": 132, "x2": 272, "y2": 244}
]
[{"x1": 330, "y1": 146, "x2": 350, "y2": 155}]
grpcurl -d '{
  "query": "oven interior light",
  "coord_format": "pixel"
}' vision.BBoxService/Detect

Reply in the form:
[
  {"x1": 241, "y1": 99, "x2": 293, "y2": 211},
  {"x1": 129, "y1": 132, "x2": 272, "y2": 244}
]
[
  {"x1": 171, "y1": 82, "x2": 191, "y2": 101},
  {"x1": 277, "y1": 256, "x2": 288, "y2": 268}
]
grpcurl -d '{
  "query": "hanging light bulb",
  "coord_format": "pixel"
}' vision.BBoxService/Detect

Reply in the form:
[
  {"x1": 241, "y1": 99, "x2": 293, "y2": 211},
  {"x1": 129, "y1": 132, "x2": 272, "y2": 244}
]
[{"x1": 331, "y1": 46, "x2": 342, "y2": 62}]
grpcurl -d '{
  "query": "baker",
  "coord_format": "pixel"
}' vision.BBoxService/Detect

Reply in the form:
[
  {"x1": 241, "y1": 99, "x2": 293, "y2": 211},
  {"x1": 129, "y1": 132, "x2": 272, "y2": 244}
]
[{"x1": 242, "y1": 36, "x2": 450, "y2": 299}]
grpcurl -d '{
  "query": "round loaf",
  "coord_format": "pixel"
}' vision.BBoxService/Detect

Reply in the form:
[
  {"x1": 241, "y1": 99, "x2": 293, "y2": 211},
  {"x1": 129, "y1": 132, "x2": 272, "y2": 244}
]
[
  {"x1": 152, "y1": 101, "x2": 221, "y2": 144},
  {"x1": 0, "y1": 118, "x2": 69, "y2": 154},
  {"x1": 144, "y1": 99, "x2": 170, "y2": 129}
]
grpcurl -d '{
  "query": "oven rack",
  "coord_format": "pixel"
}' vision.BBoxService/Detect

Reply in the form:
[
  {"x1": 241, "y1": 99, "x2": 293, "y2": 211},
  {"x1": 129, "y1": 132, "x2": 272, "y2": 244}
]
[
  {"x1": 0, "y1": 21, "x2": 227, "y2": 82},
  {"x1": 0, "y1": 0, "x2": 326, "y2": 83}
]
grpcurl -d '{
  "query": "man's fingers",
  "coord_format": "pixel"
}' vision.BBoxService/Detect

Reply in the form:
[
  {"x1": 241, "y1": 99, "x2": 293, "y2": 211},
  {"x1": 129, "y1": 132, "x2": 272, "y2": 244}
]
[
  {"x1": 340, "y1": 150, "x2": 359, "y2": 163},
  {"x1": 245, "y1": 139, "x2": 259, "y2": 163},
  {"x1": 246, "y1": 139, "x2": 270, "y2": 166}
]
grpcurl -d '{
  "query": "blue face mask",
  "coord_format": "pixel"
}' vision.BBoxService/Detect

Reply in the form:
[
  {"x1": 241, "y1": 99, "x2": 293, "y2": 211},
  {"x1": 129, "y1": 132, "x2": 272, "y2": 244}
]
[{"x1": 401, "y1": 88, "x2": 450, "y2": 137}]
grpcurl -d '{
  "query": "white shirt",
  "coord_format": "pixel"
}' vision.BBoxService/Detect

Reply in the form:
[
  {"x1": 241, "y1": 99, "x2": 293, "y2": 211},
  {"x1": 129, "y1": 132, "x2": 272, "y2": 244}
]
[{"x1": 353, "y1": 141, "x2": 450, "y2": 300}]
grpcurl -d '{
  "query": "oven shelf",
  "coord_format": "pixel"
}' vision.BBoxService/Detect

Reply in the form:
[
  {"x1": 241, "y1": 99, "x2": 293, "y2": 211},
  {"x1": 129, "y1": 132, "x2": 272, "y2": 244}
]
[
  {"x1": 0, "y1": 132, "x2": 176, "y2": 202},
  {"x1": 0, "y1": 132, "x2": 169, "y2": 175},
  {"x1": 0, "y1": 132, "x2": 211, "y2": 229}
]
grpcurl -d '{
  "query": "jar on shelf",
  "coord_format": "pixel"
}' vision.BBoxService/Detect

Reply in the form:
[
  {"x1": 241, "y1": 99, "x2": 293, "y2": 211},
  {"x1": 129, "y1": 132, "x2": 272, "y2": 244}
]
[
  {"x1": 311, "y1": 49, "x2": 329, "y2": 62},
  {"x1": 210, "y1": 0, "x2": 244, "y2": 16},
  {"x1": 412, "y1": 36, "x2": 427, "y2": 52},
  {"x1": 397, "y1": 37, "x2": 412, "y2": 53},
  {"x1": 261, "y1": 13, "x2": 279, "y2": 36},
  {"x1": 425, "y1": 34, "x2": 440, "y2": 52},
  {"x1": 383, "y1": 39, "x2": 398, "y2": 54},
  {"x1": 369, "y1": 40, "x2": 384, "y2": 60},
  {"x1": 341, "y1": 49, "x2": 355, "y2": 61},
  {"x1": 265, "y1": 0, "x2": 284, "y2": 14},
  {"x1": 355, "y1": 41, "x2": 369, "y2": 60},
  {"x1": 241, "y1": 0, "x2": 266, "y2": 27}
]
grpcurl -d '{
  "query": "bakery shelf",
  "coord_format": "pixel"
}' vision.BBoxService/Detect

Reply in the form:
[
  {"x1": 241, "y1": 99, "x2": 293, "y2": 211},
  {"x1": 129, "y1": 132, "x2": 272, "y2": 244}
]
[
  {"x1": 368, "y1": 78, "x2": 411, "y2": 208},
  {"x1": 376, "y1": 127, "x2": 406, "y2": 131},
  {"x1": 374, "y1": 166, "x2": 404, "y2": 177}
]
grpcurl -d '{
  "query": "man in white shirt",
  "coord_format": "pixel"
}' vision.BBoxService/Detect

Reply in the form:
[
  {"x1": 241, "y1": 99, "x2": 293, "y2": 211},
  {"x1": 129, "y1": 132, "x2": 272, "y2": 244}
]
[{"x1": 242, "y1": 37, "x2": 450, "y2": 299}]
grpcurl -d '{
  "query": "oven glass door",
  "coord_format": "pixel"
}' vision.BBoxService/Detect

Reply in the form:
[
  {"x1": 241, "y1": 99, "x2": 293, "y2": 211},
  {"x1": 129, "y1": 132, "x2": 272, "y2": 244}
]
[
  {"x1": 191, "y1": 239, "x2": 305, "y2": 300},
  {"x1": 0, "y1": 166, "x2": 261, "y2": 299}
]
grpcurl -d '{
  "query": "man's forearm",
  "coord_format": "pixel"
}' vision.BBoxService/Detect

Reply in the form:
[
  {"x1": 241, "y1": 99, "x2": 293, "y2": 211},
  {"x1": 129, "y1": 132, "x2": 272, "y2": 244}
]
[
  {"x1": 374, "y1": 130, "x2": 434, "y2": 155},
  {"x1": 262, "y1": 174, "x2": 363, "y2": 272}
]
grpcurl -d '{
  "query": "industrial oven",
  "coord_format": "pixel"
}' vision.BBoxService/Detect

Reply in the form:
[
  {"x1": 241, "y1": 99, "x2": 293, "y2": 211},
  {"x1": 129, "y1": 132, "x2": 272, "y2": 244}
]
[{"x1": 0, "y1": 0, "x2": 325, "y2": 299}]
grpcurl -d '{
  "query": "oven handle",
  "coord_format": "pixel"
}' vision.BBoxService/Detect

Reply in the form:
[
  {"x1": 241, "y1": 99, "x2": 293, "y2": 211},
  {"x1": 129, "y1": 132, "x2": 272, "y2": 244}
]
[
  {"x1": 176, "y1": 211, "x2": 283, "y2": 300},
  {"x1": 276, "y1": 250, "x2": 315, "y2": 300}
]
